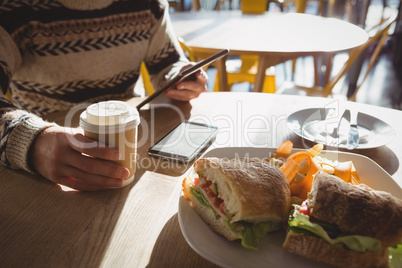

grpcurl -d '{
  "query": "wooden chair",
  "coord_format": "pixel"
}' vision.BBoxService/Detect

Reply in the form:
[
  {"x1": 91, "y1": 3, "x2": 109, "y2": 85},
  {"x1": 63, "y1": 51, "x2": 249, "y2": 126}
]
[
  {"x1": 276, "y1": 15, "x2": 397, "y2": 101},
  {"x1": 289, "y1": 0, "x2": 372, "y2": 84}
]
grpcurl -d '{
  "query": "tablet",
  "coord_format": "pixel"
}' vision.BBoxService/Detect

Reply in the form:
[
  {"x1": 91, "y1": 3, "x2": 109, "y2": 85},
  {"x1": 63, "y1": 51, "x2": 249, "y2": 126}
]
[{"x1": 136, "y1": 48, "x2": 229, "y2": 110}]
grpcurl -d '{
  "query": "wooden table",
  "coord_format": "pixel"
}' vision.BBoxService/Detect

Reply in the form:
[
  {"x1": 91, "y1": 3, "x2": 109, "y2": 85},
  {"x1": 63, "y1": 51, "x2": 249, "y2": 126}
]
[
  {"x1": 1, "y1": 93, "x2": 401, "y2": 267},
  {"x1": 170, "y1": 11, "x2": 369, "y2": 92}
]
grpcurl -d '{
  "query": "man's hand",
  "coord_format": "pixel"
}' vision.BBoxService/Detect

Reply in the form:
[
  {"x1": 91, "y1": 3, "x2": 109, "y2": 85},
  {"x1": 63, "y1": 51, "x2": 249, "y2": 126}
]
[
  {"x1": 165, "y1": 68, "x2": 208, "y2": 101},
  {"x1": 30, "y1": 126, "x2": 130, "y2": 191}
]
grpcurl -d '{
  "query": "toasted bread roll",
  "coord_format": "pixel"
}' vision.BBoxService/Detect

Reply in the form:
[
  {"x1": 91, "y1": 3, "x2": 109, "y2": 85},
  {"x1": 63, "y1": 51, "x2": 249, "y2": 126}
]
[
  {"x1": 183, "y1": 157, "x2": 291, "y2": 248},
  {"x1": 184, "y1": 182, "x2": 239, "y2": 241},
  {"x1": 194, "y1": 157, "x2": 291, "y2": 223},
  {"x1": 309, "y1": 171, "x2": 402, "y2": 247},
  {"x1": 283, "y1": 230, "x2": 389, "y2": 268}
]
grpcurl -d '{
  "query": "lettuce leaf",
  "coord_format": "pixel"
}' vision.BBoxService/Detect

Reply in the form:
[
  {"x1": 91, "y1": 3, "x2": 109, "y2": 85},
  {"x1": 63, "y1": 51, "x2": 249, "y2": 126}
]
[
  {"x1": 190, "y1": 187, "x2": 211, "y2": 208},
  {"x1": 229, "y1": 221, "x2": 280, "y2": 250},
  {"x1": 190, "y1": 187, "x2": 278, "y2": 250},
  {"x1": 390, "y1": 244, "x2": 402, "y2": 268},
  {"x1": 289, "y1": 209, "x2": 382, "y2": 252}
]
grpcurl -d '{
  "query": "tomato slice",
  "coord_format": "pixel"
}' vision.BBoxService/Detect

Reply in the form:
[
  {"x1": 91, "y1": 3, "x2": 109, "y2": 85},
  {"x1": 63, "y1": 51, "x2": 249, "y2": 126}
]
[
  {"x1": 202, "y1": 179, "x2": 224, "y2": 213},
  {"x1": 299, "y1": 201, "x2": 310, "y2": 216}
]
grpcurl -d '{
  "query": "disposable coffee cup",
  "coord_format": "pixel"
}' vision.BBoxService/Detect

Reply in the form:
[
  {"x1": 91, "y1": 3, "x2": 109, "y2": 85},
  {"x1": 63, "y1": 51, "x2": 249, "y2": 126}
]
[{"x1": 79, "y1": 101, "x2": 140, "y2": 187}]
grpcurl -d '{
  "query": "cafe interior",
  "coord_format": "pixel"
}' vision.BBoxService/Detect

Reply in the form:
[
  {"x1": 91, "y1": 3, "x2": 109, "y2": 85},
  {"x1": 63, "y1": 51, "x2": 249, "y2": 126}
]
[
  {"x1": 157, "y1": 0, "x2": 402, "y2": 109},
  {"x1": 2, "y1": 0, "x2": 402, "y2": 267}
]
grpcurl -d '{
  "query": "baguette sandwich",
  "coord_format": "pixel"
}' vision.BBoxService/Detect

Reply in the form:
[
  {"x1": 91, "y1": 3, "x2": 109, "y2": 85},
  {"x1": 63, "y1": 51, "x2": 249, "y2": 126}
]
[
  {"x1": 182, "y1": 157, "x2": 291, "y2": 250},
  {"x1": 283, "y1": 171, "x2": 402, "y2": 267}
]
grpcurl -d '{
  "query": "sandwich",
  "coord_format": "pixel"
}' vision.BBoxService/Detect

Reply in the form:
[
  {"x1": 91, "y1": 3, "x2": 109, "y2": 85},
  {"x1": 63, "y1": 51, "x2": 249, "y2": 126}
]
[
  {"x1": 182, "y1": 157, "x2": 291, "y2": 250},
  {"x1": 283, "y1": 171, "x2": 402, "y2": 267}
]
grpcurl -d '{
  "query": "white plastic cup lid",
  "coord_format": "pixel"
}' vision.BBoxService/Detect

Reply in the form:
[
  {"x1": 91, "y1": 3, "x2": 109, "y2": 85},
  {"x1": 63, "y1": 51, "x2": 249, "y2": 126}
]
[{"x1": 80, "y1": 101, "x2": 140, "y2": 133}]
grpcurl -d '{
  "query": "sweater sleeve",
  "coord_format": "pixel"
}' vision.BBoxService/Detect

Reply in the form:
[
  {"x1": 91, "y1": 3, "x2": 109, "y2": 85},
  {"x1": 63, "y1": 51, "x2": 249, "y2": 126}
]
[
  {"x1": 144, "y1": 0, "x2": 190, "y2": 90},
  {"x1": 1, "y1": 109, "x2": 56, "y2": 172},
  {"x1": 0, "y1": 26, "x2": 56, "y2": 173}
]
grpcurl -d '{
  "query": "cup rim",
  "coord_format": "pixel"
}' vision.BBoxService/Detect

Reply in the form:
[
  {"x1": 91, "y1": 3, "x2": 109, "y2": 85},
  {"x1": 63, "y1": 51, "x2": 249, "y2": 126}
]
[{"x1": 79, "y1": 101, "x2": 140, "y2": 134}]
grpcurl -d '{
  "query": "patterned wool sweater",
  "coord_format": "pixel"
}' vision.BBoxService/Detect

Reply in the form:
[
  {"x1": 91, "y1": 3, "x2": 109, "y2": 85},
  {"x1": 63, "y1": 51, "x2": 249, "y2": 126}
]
[{"x1": 0, "y1": 0, "x2": 189, "y2": 172}]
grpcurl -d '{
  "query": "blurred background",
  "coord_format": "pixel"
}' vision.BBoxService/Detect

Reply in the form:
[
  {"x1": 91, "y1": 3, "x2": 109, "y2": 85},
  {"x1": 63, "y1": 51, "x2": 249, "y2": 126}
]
[{"x1": 167, "y1": 0, "x2": 402, "y2": 109}]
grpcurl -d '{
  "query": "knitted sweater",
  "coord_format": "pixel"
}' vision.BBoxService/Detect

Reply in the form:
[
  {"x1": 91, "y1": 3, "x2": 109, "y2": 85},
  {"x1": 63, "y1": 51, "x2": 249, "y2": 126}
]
[{"x1": 0, "y1": 0, "x2": 189, "y2": 172}]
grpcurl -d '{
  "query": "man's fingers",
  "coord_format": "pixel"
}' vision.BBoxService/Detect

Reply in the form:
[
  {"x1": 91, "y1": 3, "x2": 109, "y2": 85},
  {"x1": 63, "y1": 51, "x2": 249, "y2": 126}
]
[
  {"x1": 66, "y1": 150, "x2": 130, "y2": 179},
  {"x1": 196, "y1": 69, "x2": 208, "y2": 82},
  {"x1": 67, "y1": 132, "x2": 120, "y2": 161},
  {"x1": 167, "y1": 76, "x2": 207, "y2": 101},
  {"x1": 165, "y1": 88, "x2": 200, "y2": 101}
]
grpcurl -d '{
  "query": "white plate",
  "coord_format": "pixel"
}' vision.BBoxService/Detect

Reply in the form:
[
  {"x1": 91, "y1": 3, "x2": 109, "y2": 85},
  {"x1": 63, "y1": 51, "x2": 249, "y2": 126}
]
[
  {"x1": 287, "y1": 108, "x2": 395, "y2": 149},
  {"x1": 178, "y1": 147, "x2": 402, "y2": 268}
]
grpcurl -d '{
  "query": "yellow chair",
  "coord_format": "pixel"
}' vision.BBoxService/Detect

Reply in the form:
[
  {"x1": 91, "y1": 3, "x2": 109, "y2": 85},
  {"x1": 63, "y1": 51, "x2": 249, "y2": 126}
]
[
  {"x1": 276, "y1": 15, "x2": 396, "y2": 101},
  {"x1": 211, "y1": 0, "x2": 277, "y2": 93},
  {"x1": 5, "y1": 88, "x2": 12, "y2": 102},
  {"x1": 242, "y1": 0, "x2": 285, "y2": 13},
  {"x1": 213, "y1": 57, "x2": 276, "y2": 93},
  {"x1": 140, "y1": 62, "x2": 154, "y2": 96},
  {"x1": 140, "y1": 38, "x2": 197, "y2": 95},
  {"x1": 241, "y1": 0, "x2": 268, "y2": 13},
  {"x1": 178, "y1": 37, "x2": 197, "y2": 62}
]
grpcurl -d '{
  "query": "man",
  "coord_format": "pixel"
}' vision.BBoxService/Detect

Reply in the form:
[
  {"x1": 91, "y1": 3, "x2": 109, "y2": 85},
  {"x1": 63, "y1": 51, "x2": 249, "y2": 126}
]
[{"x1": 0, "y1": 0, "x2": 207, "y2": 190}]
